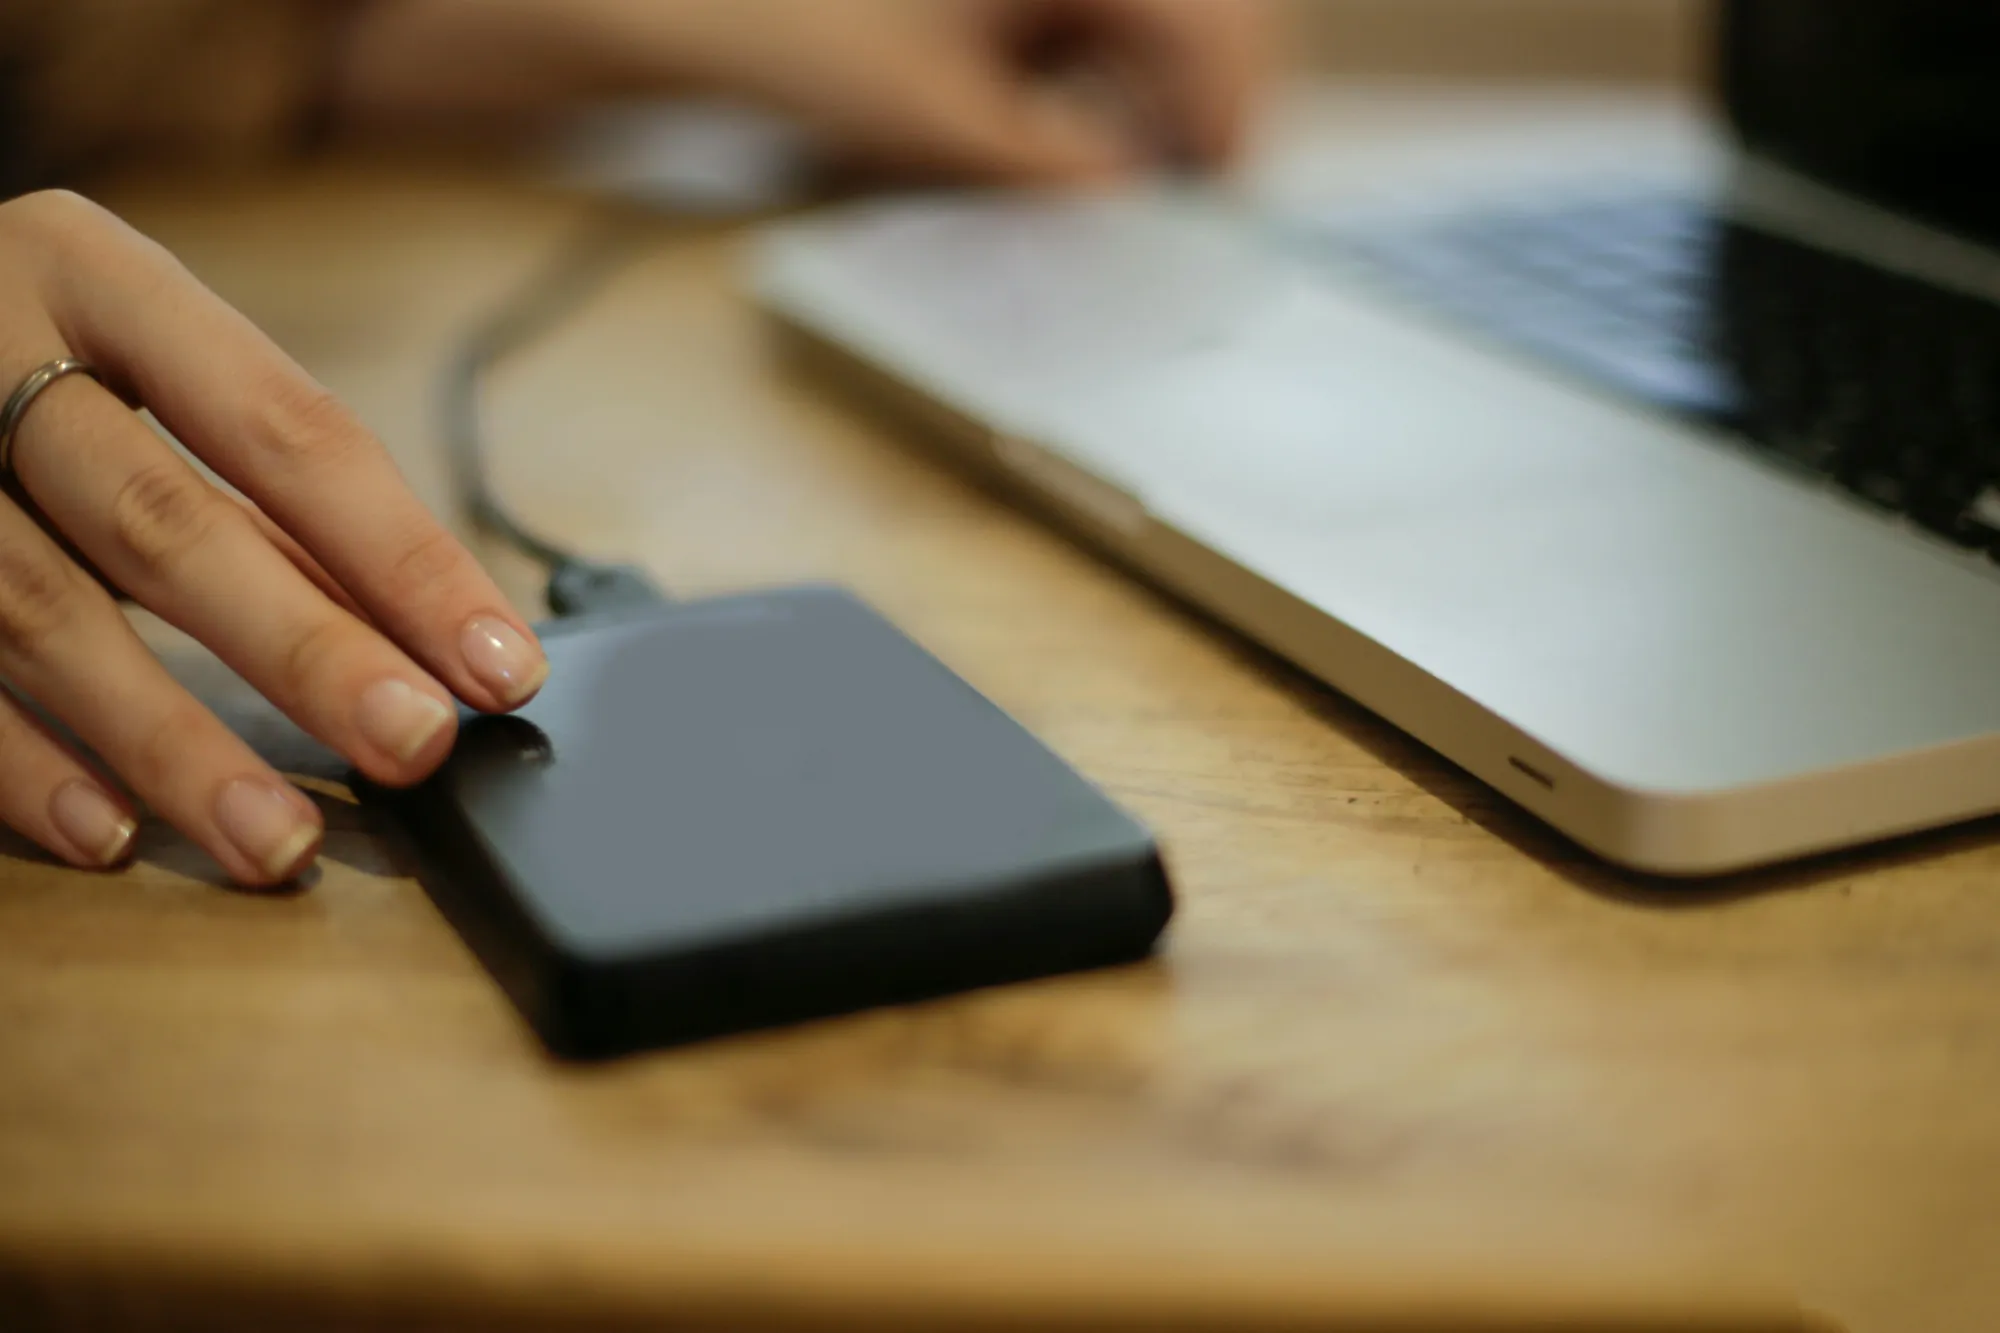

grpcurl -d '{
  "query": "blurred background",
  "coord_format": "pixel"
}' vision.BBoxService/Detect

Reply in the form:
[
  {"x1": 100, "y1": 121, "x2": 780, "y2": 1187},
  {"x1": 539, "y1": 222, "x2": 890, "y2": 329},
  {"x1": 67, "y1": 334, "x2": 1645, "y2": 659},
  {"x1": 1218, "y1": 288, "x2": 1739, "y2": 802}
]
[
  {"x1": 5, "y1": 0, "x2": 1709, "y2": 200},
  {"x1": 1296, "y1": 0, "x2": 1699, "y2": 86}
]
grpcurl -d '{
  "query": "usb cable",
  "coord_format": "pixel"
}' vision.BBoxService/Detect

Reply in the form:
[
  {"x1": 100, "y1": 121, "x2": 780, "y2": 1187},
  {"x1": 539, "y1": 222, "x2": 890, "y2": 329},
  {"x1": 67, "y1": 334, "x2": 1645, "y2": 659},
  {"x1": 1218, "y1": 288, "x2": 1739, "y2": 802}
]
[{"x1": 440, "y1": 210, "x2": 670, "y2": 619}]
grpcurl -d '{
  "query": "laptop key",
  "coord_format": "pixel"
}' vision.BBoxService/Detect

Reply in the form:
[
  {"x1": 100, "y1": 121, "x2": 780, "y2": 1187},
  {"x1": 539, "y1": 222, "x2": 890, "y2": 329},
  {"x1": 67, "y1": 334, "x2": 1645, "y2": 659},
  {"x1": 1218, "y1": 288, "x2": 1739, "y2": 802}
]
[{"x1": 1298, "y1": 194, "x2": 2000, "y2": 564}]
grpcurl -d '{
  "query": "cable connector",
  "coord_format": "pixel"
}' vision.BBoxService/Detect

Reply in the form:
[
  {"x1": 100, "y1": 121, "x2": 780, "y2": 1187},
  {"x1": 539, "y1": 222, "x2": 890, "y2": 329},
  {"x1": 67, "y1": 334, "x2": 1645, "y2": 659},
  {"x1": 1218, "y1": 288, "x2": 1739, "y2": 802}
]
[{"x1": 546, "y1": 562, "x2": 670, "y2": 619}]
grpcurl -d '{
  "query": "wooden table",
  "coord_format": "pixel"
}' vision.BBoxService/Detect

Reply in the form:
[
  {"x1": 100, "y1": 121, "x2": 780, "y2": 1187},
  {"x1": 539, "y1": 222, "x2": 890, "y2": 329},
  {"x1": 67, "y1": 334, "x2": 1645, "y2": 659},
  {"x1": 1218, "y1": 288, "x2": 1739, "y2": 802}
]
[{"x1": 3, "y1": 49, "x2": 1998, "y2": 1333}]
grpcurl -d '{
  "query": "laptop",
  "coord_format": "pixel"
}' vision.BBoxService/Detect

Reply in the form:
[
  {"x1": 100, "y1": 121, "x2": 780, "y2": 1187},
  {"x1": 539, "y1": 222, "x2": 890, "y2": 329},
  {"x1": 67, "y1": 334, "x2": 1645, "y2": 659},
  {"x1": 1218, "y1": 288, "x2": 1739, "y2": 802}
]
[{"x1": 753, "y1": 2, "x2": 2000, "y2": 877}]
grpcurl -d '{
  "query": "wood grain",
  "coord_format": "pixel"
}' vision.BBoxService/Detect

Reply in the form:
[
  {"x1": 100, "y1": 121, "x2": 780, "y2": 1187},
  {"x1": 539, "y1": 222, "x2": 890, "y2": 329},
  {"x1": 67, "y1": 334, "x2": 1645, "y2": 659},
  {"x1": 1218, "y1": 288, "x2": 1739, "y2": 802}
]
[{"x1": 2, "y1": 22, "x2": 1996, "y2": 1332}]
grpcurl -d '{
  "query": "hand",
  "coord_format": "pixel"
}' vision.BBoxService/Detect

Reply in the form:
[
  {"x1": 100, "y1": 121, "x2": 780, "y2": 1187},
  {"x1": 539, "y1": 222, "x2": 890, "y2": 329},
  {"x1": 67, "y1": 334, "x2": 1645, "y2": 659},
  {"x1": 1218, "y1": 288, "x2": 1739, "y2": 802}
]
[
  {"x1": 662, "y1": 0, "x2": 1276, "y2": 180},
  {"x1": 0, "y1": 191, "x2": 548, "y2": 888},
  {"x1": 336, "y1": 0, "x2": 1274, "y2": 183}
]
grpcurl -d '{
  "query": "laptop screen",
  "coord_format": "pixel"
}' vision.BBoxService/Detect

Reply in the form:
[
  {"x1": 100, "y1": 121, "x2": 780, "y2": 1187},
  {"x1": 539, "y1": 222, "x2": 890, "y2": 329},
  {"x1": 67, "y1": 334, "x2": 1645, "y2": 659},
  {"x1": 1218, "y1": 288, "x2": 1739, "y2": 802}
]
[{"x1": 1722, "y1": 1, "x2": 2000, "y2": 240}]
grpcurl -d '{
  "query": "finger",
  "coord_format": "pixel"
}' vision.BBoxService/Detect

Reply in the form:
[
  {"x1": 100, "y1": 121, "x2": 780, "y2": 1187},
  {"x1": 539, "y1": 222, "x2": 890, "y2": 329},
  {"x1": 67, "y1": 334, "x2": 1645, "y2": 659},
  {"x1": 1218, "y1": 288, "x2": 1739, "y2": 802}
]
[
  {"x1": 918, "y1": 99, "x2": 1130, "y2": 184},
  {"x1": 904, "y1": 55, "x2": 1135, "y2": 184},
  {"x1": 1070, "y1": 0, "x2": 1271, "y2": 168},
  {"x1": 4, "y1": 469, "x2": 117, "y2": 592},
  {"x1": 232, "y1": 493, "x2": 373, "y2": 625},
  {"x1": 752, "y1": 17, "x2": 1133, "y2": 185},
  {"x1": 0, "y1": 493, "x2": 322, "y2": 887},
  {"x1": 0, "y1": 684, "x2": 138, "y2": 870},
  {"x1": 26, "y1": 192, "x2": 546, "y2": 715},
  {"x1": 8, "y1": 376, "x2": 459, "y2": 789}
]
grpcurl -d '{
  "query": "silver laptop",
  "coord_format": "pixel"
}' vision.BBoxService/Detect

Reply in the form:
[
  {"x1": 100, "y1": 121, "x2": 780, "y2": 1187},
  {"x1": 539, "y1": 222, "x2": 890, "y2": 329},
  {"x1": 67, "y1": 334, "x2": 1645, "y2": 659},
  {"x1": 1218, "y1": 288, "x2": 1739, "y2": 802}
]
[{"x1": 754, "y1": 2, "x2": 2000, "y2": 876}]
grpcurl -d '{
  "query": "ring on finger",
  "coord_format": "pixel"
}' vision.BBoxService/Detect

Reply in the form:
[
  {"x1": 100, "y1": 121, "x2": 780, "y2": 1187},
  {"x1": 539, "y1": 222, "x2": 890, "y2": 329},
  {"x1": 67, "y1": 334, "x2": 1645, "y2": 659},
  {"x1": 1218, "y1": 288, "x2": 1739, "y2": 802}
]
[{"x1": 0, "y1": 358, "x2": 102, "y2": 477}]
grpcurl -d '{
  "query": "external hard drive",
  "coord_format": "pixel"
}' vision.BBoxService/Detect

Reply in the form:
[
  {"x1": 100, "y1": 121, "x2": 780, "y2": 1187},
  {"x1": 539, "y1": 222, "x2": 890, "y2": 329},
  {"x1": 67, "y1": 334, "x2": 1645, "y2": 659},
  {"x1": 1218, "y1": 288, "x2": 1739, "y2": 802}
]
[{"x1": 362, "y1": 586, "x2": 1173, "y2": 1059}]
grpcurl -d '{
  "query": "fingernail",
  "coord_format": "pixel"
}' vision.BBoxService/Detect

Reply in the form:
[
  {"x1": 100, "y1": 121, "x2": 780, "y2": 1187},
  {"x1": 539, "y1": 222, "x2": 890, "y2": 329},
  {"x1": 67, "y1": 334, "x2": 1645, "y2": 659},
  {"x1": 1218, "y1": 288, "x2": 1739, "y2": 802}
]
[
  {"x1": 50, "y1": 780, "x2": 137, "y2": 867},
  {"x1": 215, "y1": 778, "x2": 320, "y2": 883},
  {"x1": 461, "y1": 616, "x2": 548, "y2": 707},
  {"x1": 357, "y1": 679, "x2": 454, "y2": 764}
]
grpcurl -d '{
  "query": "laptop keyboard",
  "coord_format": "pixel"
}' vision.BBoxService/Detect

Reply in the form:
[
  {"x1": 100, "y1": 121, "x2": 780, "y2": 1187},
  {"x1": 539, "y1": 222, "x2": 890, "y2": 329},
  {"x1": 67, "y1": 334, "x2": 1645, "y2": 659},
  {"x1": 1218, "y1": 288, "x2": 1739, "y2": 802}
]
[{"x1": 1305, "y1": 196, "x2": 2000, "y2": 557}]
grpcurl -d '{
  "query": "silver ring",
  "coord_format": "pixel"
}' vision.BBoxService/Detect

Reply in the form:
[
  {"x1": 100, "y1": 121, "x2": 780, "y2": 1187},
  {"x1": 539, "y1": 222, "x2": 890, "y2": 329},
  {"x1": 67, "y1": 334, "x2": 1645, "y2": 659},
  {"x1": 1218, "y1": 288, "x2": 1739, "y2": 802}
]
[{"x1": 0, "y1": 358, "x2": 103, "y2": 477}]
